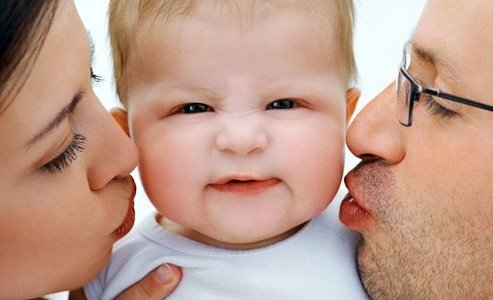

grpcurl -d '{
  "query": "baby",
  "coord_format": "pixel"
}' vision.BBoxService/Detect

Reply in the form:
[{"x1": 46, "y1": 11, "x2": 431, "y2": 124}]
[{"x1": 86, "y1": 0, "x2": 366, "y2": 299}]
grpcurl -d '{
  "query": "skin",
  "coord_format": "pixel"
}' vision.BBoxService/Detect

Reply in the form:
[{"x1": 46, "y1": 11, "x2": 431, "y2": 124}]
[
  {"x1": 343, "y1": 0, "x2": 493, "y2": 298},
  {"x1": 0, "y1": 2, "x2": 180, "y2": 299},
  {"x1": 118, "y1": 3, "x2": 359, "y2": 250}
]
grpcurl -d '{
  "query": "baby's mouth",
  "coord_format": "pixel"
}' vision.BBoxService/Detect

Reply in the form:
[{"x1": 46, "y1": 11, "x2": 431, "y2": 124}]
[{"x1": 209, "y1": 177, "x2": 280, "y2": 196}]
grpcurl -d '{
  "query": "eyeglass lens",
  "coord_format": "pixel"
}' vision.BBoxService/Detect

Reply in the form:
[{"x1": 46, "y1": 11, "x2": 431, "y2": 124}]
[
  {"x1": 397, "y1": 69, "x2": 413, "y2": 125},
  {"x1": 396, "y1": 43, "x2": 413, "y2": 126}
]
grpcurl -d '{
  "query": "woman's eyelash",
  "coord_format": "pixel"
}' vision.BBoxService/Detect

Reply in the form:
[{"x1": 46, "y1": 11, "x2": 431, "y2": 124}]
[
  {"x1": 42, "y1": 134, "x2": 86, "y2": 174},
  {"x1": 423, "y1": 95, "x2": 458, "y2": 118},
  {"x1": 88, "y1": 34, "x2": 104, "y2": 86},
  {"x1": 90, "y1": 67, "x2": 104, "y2": 86}
]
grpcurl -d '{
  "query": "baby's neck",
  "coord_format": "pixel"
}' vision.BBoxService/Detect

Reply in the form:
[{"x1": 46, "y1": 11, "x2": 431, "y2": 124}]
[{"x1": 157, "y1": 215, "x2": 305, "y2": 250}]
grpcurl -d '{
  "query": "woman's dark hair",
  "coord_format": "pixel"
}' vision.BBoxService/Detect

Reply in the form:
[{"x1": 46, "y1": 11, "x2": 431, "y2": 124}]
[{"x1": 0, "y1": 0, "x2": 59, "y2": 112}]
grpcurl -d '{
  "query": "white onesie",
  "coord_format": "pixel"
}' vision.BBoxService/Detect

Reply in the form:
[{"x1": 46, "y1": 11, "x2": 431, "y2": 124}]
[{"x1": 86, "y1": 204, "x2": 368, "y2": 300}]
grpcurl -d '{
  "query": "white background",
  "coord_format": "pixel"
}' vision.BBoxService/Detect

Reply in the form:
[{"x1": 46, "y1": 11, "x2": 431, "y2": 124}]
[{"x1": 48, "y1": 1, "x2": 427, "y2": 299}]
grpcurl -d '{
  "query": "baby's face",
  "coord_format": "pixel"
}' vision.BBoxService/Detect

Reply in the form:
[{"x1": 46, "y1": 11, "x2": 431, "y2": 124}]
[{"x1": 126, "y1": 9, "x2": 350, "y2": 245}]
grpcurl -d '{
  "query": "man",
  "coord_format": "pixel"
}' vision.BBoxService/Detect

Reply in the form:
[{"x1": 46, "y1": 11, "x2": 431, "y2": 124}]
[{"x1": 339, "y1": 0, "x2": 493, "y2": 298}]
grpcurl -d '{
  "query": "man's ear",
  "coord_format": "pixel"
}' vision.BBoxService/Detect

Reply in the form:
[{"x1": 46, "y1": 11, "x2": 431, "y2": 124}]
[
  {"x1": 110, "y1": 107, "x2": 130, "y2": 137},
  {"x1": 345, "y1": 88, "x2": 361, "y2": 125}
]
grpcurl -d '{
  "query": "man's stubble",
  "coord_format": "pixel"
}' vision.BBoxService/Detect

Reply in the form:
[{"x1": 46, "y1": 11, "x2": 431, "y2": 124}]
[{"x1": 353, "y1": 160, "x2": 493, "y2": 299}]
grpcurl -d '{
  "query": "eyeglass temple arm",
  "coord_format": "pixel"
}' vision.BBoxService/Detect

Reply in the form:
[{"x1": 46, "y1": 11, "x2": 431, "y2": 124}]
[{"x1": 422, "y1": 88, "x2": 493, "y2": 112}]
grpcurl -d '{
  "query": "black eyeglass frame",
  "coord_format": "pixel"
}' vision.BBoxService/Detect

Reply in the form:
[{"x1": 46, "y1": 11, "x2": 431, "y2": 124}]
[{"x1": 397, "y1": 45, "x2": 493, "y2": 127}]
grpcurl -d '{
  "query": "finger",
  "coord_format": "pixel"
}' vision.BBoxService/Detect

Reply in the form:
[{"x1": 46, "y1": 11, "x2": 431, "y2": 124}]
[{"x1": 115, "y1": 264, "x2": 182, "y2": 300}]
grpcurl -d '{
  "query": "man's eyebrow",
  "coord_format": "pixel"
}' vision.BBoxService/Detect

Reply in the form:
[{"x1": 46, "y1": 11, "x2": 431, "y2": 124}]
[
  {"x1": 26, "y1": 90, "x2": 84, "y2": 149},
  {"x1": 412, "y1": 43, "x2": 461, "y2": 84}
]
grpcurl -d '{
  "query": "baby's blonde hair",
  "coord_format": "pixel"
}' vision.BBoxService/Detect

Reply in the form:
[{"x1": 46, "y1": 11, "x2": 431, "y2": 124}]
[{"x1": 109, "y1": 0, "x2": 356, "y2": 106}]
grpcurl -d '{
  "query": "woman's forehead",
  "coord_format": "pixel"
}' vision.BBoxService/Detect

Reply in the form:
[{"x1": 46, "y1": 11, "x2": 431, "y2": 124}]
[{"x1": 0, "y1": 2, "x2": 89, "y2": 152}]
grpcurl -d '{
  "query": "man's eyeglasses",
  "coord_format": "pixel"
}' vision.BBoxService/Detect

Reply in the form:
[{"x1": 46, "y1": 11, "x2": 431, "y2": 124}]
[{"x1": 396, "y1": 42, "x2": 493, "y2": 126}]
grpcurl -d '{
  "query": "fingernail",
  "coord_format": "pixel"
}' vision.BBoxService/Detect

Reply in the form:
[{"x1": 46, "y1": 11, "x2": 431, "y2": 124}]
[{"x1": 154, "y1": 264, "x2": 174, "y2": 284}]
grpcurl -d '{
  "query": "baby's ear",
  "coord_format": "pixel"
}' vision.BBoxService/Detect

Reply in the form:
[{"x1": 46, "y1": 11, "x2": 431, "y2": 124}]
[
  {"x1": 345, "y1": 88, "x2": 361, "y2": 125},
  {"x1": 110, "y1": 107, "x2": 130, "y2": 137}
]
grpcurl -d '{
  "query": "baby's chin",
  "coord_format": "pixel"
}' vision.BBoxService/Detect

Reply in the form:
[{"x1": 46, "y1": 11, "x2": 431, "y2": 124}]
[
  {"x1": 217, "y1": 222, "x2": 309, "y2": 250},
  {"x1": 155, "y1": 185, "x2": 334, "y2": 249},
  {"x1": 161, "y1": 214, "x2": 310, "y2": 250}
]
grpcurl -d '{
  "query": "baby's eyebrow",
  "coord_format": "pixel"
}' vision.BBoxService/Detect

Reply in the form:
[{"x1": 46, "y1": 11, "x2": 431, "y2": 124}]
[
  {"x1": 151, "y1": 86, "x2": 221, "y2": 102},
  {"x1": 183, "y1": 86, "x2": 219, "y2": 98}
]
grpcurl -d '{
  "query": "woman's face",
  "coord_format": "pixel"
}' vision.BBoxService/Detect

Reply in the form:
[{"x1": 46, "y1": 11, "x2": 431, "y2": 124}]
[{"x1": 0, "y1": 2, "x2": 138, "y2": 298}]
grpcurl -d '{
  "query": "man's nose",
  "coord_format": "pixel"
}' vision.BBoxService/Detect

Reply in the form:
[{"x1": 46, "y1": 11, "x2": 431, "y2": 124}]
[
  {"x1": 346, "y1": 82, "x2": 406, "y2": 164},
  {"x1": 215, "y1": 114, "x2": 268, "y2": 156}
]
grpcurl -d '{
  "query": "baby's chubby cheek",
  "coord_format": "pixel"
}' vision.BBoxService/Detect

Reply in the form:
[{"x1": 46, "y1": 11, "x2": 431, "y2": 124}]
[
  {"x1": 138, "y1": 146, "x2": 192, "y2": 209},
  {"x1": 129, "y1": 99, "x2": 347, "y2": 241}
]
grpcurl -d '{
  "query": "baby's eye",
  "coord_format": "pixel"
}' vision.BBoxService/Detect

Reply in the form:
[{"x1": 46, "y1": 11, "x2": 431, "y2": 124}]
[
  {"x1": 266, "y1": 99, "x2": 298, "y2": 110},
  {"x1": 179, "y1": 103, "x2": 214, "y2": 114}
]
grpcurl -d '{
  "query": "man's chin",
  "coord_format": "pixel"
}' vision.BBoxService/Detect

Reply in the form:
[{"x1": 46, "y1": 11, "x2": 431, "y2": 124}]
[{"x1": 356, "y1": 238, "x2": 404, "y2": 299}]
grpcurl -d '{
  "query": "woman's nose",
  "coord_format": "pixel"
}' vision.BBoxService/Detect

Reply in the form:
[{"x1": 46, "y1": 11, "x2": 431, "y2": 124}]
[
  {"x1": 86, "y1": 102, "x2": 139, "y2": 191},
  {"x1": 346, "y1": 82, "x2": 406, "y2": 165}
]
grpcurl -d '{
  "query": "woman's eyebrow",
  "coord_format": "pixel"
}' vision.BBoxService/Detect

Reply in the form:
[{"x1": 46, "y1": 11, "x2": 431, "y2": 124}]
[{"x1": 25, "y1": 90, "x2": 84, "y2": 149}]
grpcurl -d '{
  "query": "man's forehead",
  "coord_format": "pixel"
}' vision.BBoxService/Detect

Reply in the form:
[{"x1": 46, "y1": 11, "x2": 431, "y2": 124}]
[
  {"x1": 422, "y1": 0, "x2": 493, "y2": 21},
  {"x1": 411, "y1": 1, "x2": 493, "y2": 98},
  {"x1": 414, "y1": 0, "x2": 493, "y2": 52}
]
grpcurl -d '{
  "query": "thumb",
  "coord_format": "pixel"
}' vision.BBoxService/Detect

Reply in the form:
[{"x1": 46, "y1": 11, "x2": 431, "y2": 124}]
[{"x1": 115, "y1": 264, "x2": 182, "y2": 300}]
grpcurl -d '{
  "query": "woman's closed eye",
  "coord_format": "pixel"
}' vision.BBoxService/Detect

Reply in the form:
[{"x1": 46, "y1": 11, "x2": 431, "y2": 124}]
[
  {"x1": 42, "y1": 134, "x2": 86, "y2": 174},
  {"x1": 39, "y1": 40, "x2": 96, "y2": 174},
  {"x1": 266, "y1": 99, "x2": 298, "y2": 110},
  {"x1": 179, "y1": 103, "x2": 214, "y2": 114}
]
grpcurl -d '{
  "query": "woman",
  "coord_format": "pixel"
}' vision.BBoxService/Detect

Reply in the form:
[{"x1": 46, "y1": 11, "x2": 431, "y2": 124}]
[{"x1": 0, "y1": 1, "x2": 180, "y2": 298}]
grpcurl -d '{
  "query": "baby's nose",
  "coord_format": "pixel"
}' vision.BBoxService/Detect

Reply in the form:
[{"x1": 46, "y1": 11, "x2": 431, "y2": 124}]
[{"x1": 215, "y1": 113, "x2": 268, "y2": 156}]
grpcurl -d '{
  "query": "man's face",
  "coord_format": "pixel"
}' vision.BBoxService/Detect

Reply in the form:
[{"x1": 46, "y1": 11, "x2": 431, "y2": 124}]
[{"x1": 341, "y1": 0, "x2": 493, "y2": 298}]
